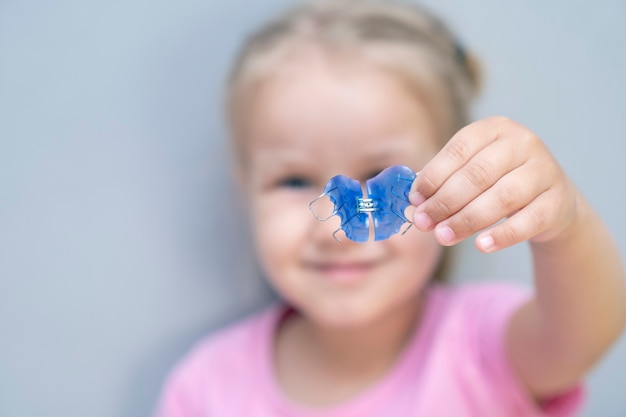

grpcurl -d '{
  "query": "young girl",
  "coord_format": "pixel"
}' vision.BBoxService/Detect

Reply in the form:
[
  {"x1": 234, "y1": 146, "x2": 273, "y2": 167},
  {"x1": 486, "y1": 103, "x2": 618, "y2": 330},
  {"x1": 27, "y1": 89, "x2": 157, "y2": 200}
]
[{"x1": 155, "y1": 0, "x2": 626, "y2": 415}]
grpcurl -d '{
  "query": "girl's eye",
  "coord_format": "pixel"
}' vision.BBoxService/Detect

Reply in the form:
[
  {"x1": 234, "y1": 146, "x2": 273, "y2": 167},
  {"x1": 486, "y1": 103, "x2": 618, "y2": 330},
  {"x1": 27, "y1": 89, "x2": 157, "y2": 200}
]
[{"x1": 278, "y1": 176, "x2": 312, "y2": 189}]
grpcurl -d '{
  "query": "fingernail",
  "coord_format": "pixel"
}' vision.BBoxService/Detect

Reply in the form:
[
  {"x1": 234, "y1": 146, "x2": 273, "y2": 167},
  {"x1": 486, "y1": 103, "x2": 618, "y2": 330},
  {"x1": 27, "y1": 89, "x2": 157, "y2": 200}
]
[
  {"x1": 409, "y1": 191, "x2": 426, "y2": 206},
  {"x1": 414, "y1": 212, "x2": 433, "y2": 230},
  {"x1": 436, "y1": 225, "x2": 455, "y2": 245},
  {"x1": 479, "y1": 235, "x2": 494, "y2": 251}
]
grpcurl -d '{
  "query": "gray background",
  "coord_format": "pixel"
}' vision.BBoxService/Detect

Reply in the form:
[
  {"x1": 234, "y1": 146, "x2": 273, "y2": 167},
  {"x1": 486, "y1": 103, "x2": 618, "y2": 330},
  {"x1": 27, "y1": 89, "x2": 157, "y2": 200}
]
[{"x1": 1, "y1": 0, "x2": 625, "y2": 416}]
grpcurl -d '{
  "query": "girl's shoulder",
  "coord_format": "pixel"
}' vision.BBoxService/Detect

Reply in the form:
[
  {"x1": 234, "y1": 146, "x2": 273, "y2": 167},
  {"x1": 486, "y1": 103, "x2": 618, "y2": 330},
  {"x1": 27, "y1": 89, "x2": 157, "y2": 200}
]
[
  {"x1": 154, "y1": 304, "x2": 283, "y2": 416},
  {"x1": 429, "y1": 280, "x2": 530, "y2": 313},
  {"x1": 172, "y1": 304, "x2": 282, "y2": 374},
  {"x1": 421, "y1": 280, "x2": 532, "y2": 350}
]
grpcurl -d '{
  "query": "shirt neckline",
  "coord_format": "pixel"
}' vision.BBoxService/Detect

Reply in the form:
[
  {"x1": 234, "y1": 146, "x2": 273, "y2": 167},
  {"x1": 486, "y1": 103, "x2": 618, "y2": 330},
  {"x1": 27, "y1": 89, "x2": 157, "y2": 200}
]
[{"x1": 254, "y1": 284, "x2": 444, "y2": 417}]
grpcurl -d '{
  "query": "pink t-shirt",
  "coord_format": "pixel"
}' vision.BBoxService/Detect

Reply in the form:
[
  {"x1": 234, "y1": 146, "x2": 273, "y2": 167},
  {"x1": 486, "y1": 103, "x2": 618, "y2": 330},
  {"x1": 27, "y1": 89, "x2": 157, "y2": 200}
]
[{"x1": 154, "y1": 282, "x2": 583, "y2": 417}]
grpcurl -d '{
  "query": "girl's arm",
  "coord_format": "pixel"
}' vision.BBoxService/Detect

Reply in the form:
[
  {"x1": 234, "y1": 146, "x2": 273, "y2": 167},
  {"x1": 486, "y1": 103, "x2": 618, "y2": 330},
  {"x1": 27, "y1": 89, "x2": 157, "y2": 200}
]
[
  {"x1": 410, "y1": 116, "x2": 626, "y2": 398},
  {"x1": 509, "y1": 194, "x2": 626, "y2": 397}
]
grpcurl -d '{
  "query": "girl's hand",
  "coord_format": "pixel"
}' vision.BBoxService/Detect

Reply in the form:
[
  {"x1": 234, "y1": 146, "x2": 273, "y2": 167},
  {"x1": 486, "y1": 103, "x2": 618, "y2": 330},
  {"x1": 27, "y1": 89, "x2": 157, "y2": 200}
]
[{"x1": 409, "y1": 116, "x2": 580, "y2": 253}]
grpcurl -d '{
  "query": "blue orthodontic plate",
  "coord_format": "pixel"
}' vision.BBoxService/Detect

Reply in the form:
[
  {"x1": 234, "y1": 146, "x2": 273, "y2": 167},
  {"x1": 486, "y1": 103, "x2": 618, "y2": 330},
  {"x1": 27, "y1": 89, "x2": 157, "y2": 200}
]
[
  {"x1": 322, "y1": 174, "x2": 370, "y2": 242},
  {"x1": 366, "y1": 165, "x2": 416, "y2": 241},
  {"x1": 316, "y1": 165, "x2": 416, "y2": 242}
]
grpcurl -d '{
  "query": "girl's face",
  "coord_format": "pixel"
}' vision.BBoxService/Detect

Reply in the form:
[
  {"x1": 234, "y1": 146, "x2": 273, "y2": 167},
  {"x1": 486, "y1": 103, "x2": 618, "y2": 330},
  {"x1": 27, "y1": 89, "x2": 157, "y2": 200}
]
[{"x1": 238, "y1": 53, "x2": 443, "y2": 329}]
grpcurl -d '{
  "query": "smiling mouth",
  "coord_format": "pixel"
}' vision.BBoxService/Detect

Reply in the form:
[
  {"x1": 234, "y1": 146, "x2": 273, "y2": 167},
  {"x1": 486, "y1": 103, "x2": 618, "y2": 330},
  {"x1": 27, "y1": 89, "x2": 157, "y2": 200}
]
[{"x1": 311, "y1": 262, "x2": 377, "y2": 284}]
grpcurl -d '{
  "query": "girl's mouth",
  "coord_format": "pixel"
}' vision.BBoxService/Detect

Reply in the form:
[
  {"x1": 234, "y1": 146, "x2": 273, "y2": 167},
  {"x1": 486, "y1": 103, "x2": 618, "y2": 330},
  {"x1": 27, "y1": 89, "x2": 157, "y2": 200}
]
[{"x1": 313, "y1": 261, "x2": 377, "y2": 284}]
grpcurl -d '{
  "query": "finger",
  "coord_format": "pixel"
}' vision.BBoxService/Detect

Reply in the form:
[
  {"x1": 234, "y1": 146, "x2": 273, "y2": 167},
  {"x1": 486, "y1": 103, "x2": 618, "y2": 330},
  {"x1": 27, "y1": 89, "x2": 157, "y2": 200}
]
[
  {"x1": 474, "y1": 188, "x2": 561, "y2": 253},
  {"x1": 430, "y1": 161, "x2": 552, "y2": 245},
  {"x1": 413, "y1": 132, "x2": 528, "y2": 229},
  {"x1": 411, "y1": 116, "x2": 514, "y2": 201}
]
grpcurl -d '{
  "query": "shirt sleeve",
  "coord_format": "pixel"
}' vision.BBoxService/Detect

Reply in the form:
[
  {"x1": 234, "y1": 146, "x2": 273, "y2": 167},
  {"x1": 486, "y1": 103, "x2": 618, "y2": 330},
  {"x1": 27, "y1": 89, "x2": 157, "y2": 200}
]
[
  {"x1": 469, "y1": 282, "x2": 584, "y2": 417},
  {"x1": 151, "y1": 334, "x2": 221, "y2": 417},
  {"x1": 153, "y1": 365, "x2": 204, "y2": 417}
]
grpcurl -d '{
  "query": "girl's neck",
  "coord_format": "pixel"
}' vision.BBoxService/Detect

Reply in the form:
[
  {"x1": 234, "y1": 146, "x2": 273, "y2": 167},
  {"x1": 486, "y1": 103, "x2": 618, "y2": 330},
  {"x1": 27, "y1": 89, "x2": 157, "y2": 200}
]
[
  {"x1": 274, "y1": 291, "x2": 426, "y2": 406},
  {"x1": 306, "y1": 298, "x2": 423, "y2": 371}
]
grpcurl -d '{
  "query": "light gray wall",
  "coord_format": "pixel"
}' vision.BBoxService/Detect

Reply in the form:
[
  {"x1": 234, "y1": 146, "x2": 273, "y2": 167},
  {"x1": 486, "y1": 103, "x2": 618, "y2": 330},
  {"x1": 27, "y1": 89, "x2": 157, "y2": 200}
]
[{"x1": 1, "y1": 1, "x2": 624, "y2": 416}]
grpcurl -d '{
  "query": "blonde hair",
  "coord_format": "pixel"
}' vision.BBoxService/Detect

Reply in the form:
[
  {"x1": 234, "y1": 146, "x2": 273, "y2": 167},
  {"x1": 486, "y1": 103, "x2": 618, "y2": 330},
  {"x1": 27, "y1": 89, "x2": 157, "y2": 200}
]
[
  {"x1": 227, "y1": 0, "x2": 481, "y2": 149},
  {"x1": 226, "y1": 0, "x2": 482, "y2": 281}
]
